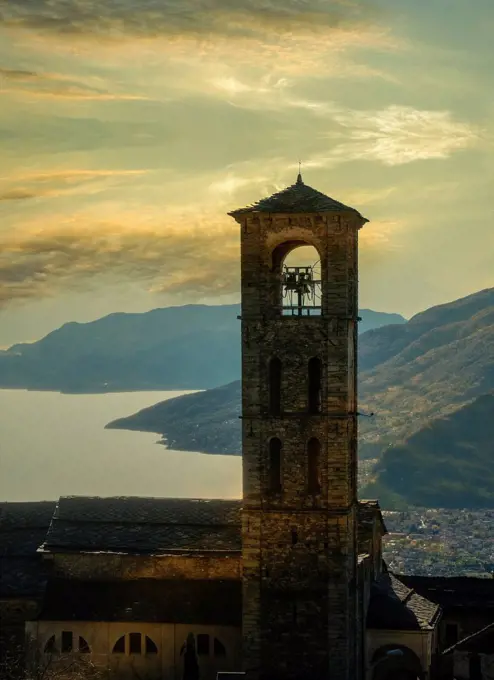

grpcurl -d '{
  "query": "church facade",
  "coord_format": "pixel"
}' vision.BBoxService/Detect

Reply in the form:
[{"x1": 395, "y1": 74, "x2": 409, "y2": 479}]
[
  {"x1": 2, "y1": 495, "x2": 440, "y2": 680},
  {"x1": 3, "y1": 175, "x2": 488, "y2": 680}
]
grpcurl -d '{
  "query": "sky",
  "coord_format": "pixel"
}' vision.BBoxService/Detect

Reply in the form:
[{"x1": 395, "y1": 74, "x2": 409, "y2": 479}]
[{"x1": 1, "y1": 0, "x2": 493, "y2": 346}]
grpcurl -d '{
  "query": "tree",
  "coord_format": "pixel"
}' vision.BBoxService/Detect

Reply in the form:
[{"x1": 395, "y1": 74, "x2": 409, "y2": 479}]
[{"x1": 0, "y1": 640, "x2": 108, "y2": 680}]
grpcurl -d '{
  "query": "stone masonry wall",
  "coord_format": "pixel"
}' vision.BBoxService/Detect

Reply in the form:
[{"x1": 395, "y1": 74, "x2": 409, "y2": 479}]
[
  {"x1": 51, "y1": 553, "x2": 241, "y2": 581},
  {"x1": 234, "y1": 210, "x2": 365, "y2": 680}
]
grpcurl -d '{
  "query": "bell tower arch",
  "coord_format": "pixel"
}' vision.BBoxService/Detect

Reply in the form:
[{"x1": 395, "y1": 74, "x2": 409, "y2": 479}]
[{"x1": 229, "y1": 173, "x2": 368, "y2": 680}]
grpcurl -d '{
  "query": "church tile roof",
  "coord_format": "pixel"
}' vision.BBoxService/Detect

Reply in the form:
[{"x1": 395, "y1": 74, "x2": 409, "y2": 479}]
[
  {"x1": 0, "y1": 501, "x2": 56, "y2": 598},
  {"x1": 39, "y1": 496, "x2": 384, "y2": 556},
  {"x1": 357, "y1": 499, "x2": 387, "y2": 535},
  {"x1": 0, "y1": 558, "x2": 51, "y2": 598},
  {"x1": 396, "y1": 575, "x2": 494, "y2": 610},
  {"x1": 49, "y1": 495, "x2": 240, "y2": 526},
  {"x1": 367, "y1": 573, "x2": 440, "y2": 631},
  {"x1": 0, "y1": 501, "x2": 56, "y2": 532},
  {"x1": 228, "y1": 174, "x2": 365, "y2": 218},
  {"x1": 42, "y1": 521, "x2": 240, "y2": 554},
  {"x1": 40, "y1": 496, "x2": 241, "y2": 555}
]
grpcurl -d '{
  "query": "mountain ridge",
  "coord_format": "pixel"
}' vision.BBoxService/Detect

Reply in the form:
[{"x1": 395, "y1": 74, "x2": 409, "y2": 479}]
[
  {"x1": 358, "y1": 289, "x2": 494, "y2": 448},
  {"x1": 106, "y1": 288, "x2": 494, "y2": 509},
  {"x1": 0, "y1": 305, "x2": 405, "y2": 393}
]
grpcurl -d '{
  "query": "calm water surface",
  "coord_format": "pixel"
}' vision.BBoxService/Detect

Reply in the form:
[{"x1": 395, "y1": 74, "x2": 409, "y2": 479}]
[{"x1": 0, "y1": 389, "x2": 242, "y2": 502}]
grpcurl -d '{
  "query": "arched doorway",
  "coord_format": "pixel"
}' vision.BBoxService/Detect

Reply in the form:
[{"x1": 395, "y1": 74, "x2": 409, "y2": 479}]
[{"x1": 371, "y1": 645, "x2": 423, "y2": 680}]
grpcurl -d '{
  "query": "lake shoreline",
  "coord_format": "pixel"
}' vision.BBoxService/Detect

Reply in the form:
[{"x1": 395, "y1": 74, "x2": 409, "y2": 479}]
[
  {"x1": 0, "y1": 386, "x2": 203, "y2": 395},
  {"x1": 0, "y1": 389, "x2": 241, "y2": 502}
]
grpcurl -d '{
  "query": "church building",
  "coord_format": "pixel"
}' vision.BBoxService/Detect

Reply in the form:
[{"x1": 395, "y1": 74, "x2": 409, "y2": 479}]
[{"x1": 4, "y1": 175, "x2": 482, "y2": 680}]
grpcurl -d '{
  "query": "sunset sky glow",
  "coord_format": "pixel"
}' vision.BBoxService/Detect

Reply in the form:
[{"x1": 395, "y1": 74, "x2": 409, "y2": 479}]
[{"x1": 1, "y1": 0, "x2": 493, "y2": 345}]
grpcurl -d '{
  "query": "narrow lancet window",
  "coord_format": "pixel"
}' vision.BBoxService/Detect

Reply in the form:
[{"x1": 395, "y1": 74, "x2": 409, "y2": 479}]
[
  {"x1": 268, "y1": 357, "x2": 282, "y2": 415},
  {"x1": 308, "y1": 357, "x2": 322, "y2": 413},
  {"x1": 269, "y1": 437, "x2": 282, "y2": 492},
  {"x1": 307, "y1": 437, "x2": 321, "y2": 493}
]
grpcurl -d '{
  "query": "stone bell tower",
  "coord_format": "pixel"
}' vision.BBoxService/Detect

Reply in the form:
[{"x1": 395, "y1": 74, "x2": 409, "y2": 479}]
[{"x1": 228, "y1": 174, "x2": 368, "y2": 680}]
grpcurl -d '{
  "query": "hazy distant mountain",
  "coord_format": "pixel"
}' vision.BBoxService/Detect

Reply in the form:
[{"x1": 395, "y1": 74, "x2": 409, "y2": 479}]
[
  {"x1": 108, "y1": 288, "x2": 494, "y2": 509},
  {"x1": 361, "y1": 393, "x2": 494, "y2": 509},
  {"x1": 0, "y1": 305, "x2": 404, "y2": 393}
]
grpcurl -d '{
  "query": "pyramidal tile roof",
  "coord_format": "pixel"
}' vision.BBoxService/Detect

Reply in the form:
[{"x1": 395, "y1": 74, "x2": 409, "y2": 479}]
[{"x1": 228, "y1": 173, "x2": 366, "y2": 218}]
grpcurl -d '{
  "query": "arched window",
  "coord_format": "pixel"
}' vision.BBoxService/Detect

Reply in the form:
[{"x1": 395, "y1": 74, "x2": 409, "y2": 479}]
[
  {"x1": 44, "y1": 635, "x2": 57, "y2": 654},
  {"x1": 145, "y1": 636, "x2": 158, "y2": 655},
  {"x1": 276, "y1": 244, "x2": 322, "y2": 317},
  {"x1": 268, "y1": 357, "x2": 282, "y2": 415},
  {"x1": 112, "y1": 636, "x2": 125, "y2": 654},
  {"x1": 307, "y1": 437, "x2": 321, "y2": 494},
  {"x1": 213, "y1": 637, "x2": 226, "y2": 657},
  {"x1": 112, "y1": 633, "x2": 158, "y2": 656},
  {"x1": 79, "y1": 637, "x2": 90, "y2": 654},
  {"x1": 308, "y1": 357, "x2": 322, "y2": 414},
  {"x1": 269, "y1": 438, "x2": 282, "y2": 492},
  {"x1": 197, "y1": 634, "x2": 209, "y2": 656},
  {"x1": 44, "y1": 633, "x2": 91, "y2": 655}
]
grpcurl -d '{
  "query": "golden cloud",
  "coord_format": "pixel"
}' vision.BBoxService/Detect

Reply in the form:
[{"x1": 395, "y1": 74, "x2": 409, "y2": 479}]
[
  {"x1": 0, "y1": 169, "x2": 150, "y2": 202},
  {"x1": 1, "y1": 0, "x2": 402, "y2": 83},
  {"x1": 359, "y1": 219, "x2": 405, "y2": 249},
  {"x1": 2, "y1": 0, "x2": 379, "y2": 40},
  {"x1": 3, "y1": 88, "x2": 149, "y2": 101},
  {"x1": 0, "y1": 210, "x2": 240, "y2": 306},
  {"x1": 0, "y1": 197, "x2": 402, "y2": 307},
  {"x1": 0, "y1": 66, "x2": 148, "y2": 101}
]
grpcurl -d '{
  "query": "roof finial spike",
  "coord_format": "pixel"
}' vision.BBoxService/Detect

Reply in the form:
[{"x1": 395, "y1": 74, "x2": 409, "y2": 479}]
[{"x1": 297, "y1": 159, "x2": 303, "y2": 185}]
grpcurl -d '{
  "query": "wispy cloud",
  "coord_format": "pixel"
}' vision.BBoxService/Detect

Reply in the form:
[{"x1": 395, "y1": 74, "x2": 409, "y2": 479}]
[
  {"x1": 0, "y1": 67, "x2": 39, "y2": 80},
  {"x1": 359, "y1": 219, "x2": 405, "y2": 249},
  {"x1": 0, "y1": 209, "x2": 240, "y2": 306},
  {"x1": 0, "y1": 169, "x2": 150, "y2": 202},
  {"x1": 303, "y1": 105, "x2": 481, "y2": 167},
  {"x1": 1, "y1": 0, "x2": 402, "y2": 84},
  {"x1": 201, "y1": 103, "x2": 480, "y2": 179},
  {"x1": 0, "y1": 66, "x2": 148, "y2": 101},
  {"x1": 2, "y1": 0, "x2": 380, "y2": 40},
  {"x1": 3, "y1": 88, "x2": 149, "y2": 101},
  {"x1": 0, "y1": 187, "x2": 406, "y2": 307}
]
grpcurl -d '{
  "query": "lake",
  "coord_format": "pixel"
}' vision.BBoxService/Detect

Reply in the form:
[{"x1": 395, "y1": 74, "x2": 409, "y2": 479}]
[{"x1": 0, "y1": 389, "x2": 242, "y2": 502}]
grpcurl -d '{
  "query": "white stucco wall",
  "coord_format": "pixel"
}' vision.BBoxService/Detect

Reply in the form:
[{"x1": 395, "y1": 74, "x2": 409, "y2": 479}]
[
  {"x1": 26, "y1": 620, "x2": 241, "y2": 680},
  {"x1": 367, "y1": 629, "x2": 433, "y2": 679}
]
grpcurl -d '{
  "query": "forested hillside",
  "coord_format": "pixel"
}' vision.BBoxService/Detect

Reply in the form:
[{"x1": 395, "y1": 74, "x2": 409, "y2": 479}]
[{"x1": 361, "y1": 394, "x2": 494, "y2": 508}]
